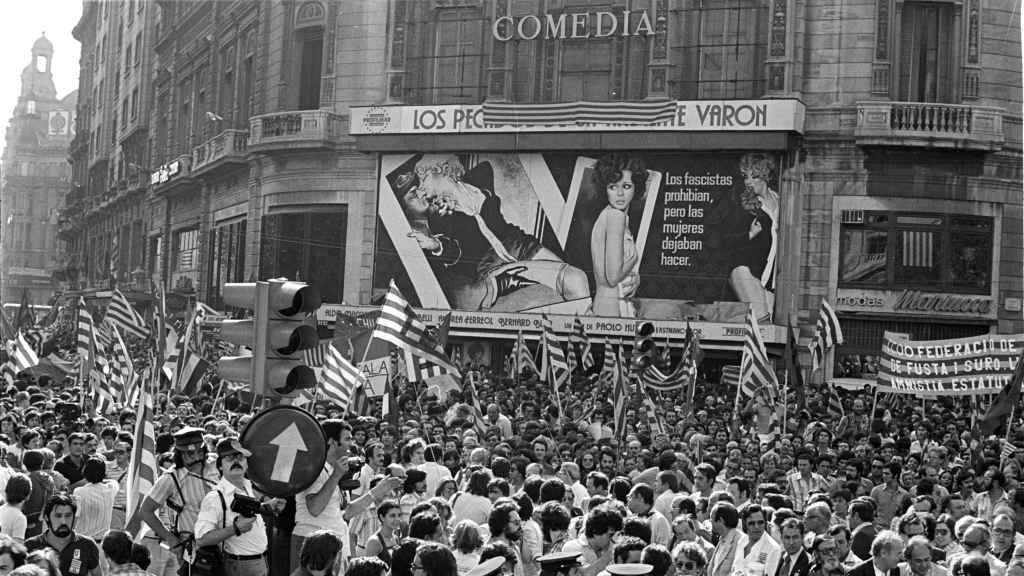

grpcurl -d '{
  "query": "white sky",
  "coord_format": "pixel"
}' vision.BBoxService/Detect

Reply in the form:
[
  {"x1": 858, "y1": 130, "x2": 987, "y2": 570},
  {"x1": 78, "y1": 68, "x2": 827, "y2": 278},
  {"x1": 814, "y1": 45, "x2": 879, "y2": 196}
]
[{"x1": 0, "y1": 0, "x2": 82, "y2": 157}]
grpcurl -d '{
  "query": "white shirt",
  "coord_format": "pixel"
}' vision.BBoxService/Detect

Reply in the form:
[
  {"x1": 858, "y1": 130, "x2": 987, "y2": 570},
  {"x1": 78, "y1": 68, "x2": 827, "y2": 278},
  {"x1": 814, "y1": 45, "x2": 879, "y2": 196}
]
[
  {"x1": 72, "y1": 480, "x2": 118, "y2": 540},
  {"x1": 294, "y1": 464, "x2": 350, "y2": 541},
  {"x1": 0, "y1": 504, "x2": 26, "y2": 541},
  {"x1": 194, "y1": 477, "x2": 267, "y2": 556},
  {"x1": 654, "y1": 490, "x2": 677, "y2": 521},
  {"x1": 420, "y1": 461, "x2": 453, "y2": 498},
  {"x1": 452, "y1": 493, "x2": 492, "y2": 528},
  {"x1": 732, "y1": 533, "x2": 782, "y2": 576},
  {"x1": 571, "y1": 481, "x2": 590, "y2": 510},
  {"x1": 485, "y1": 414, "x2": 514, "y2": 440}
]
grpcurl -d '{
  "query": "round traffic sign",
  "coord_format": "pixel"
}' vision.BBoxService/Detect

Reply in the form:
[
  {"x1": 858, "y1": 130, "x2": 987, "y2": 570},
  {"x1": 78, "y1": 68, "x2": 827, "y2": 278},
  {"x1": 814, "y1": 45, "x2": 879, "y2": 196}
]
[{"x1": 240, "y1": 405, "x2": 327, "y2": 498}]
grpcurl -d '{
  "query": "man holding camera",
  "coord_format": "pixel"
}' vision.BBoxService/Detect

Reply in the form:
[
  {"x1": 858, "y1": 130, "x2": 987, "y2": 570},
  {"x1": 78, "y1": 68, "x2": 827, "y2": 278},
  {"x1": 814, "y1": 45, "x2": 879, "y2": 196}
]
[
  {"x1": 195, "y1": 437, "x2": 276, "y2": 576},
  {"x1": 129, "y1": 426, "x2": 219, "y2": 576}
]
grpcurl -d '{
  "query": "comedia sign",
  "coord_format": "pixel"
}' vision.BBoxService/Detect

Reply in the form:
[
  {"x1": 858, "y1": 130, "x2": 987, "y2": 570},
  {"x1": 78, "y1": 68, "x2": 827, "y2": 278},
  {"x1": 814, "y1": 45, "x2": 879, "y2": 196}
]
[{"x1": 371, "y1": 151, "x2": 784, "y2": 324}]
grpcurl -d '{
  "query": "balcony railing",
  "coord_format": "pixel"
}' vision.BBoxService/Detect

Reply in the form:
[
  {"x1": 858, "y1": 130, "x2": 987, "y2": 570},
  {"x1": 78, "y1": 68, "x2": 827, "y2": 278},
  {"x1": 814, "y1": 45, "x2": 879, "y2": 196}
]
[
  {"x1": 855, "y1": 101, "x2": 1004, "y2": 151},
  {"x1": 248, "y1": 110, "x2": 349, "y2": 151},
  {"x1": 192, "y1": 129, "x2": 249, "y2": 173}
]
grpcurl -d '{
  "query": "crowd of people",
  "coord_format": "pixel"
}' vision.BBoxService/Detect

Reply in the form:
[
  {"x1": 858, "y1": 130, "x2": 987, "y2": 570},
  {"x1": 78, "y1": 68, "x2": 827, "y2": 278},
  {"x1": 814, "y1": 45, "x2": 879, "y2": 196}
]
[{"x1": 0, "y1": 338, "x2": 1020, "y2": 576}]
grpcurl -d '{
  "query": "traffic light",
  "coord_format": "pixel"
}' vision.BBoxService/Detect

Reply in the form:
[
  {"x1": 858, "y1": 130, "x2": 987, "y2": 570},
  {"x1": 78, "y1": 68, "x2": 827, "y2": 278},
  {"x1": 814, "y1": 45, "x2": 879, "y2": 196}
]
[{"x1": 217, "y1": 279, "x2": 322, "y2": 399}]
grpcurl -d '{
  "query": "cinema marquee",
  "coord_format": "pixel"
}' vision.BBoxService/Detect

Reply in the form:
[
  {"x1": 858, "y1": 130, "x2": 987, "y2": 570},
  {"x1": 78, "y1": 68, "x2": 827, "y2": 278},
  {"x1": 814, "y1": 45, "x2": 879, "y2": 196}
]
[{"x1": 492, "y1": 10, "x2": 655, "y2": 42}]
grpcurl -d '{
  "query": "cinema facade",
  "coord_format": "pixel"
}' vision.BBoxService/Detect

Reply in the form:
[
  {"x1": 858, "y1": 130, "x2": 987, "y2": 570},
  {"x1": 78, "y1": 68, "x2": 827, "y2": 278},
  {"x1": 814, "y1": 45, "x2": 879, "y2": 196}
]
[
  {"x1": 65, "y1": 1, "x2": 1019, "y2": 387},
  {"x1": 319, "y1": 0, "x2": 1019, "y2": 388}
]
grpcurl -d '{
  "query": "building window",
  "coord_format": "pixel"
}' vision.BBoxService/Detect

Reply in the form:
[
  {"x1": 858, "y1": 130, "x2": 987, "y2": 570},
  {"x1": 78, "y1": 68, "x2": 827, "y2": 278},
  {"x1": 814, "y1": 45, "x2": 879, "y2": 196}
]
[
  {"x1": 688, "y1": 0, "x2": 767, "y2": 98},
  {"x1": 173, "y1": 228, "x2": 199, "y2": 272},
  {"x1": 898, "y1": 2, "x2": 956, "y2": 102},
  {"x1": 432, "y1": 7, "x2": 484, "y2": 103},
  {"x1": 220, "y1": 44, "x2": 236, "y2": 123},
  {"x1": 298, "y1": 28, "x2": 323, "y2": 110},
  {"x1": 178, "y1": 77, "x2": 193, "y2": 151},
  {"x1": 839, "y1": 211, "x2": 992, "y2": 294},
  {"x1": 130, "y1": 88, "x2": 139, "y2": 120},
  {"x1": 259, "y1": 209, "x2": 347, "y2": 303},
  {"x1": 134, "y1": 32, "x2": 142, "y2": 66},
  {"x1": 207, "y1": 220, "x2": 247, "y2": 307}
]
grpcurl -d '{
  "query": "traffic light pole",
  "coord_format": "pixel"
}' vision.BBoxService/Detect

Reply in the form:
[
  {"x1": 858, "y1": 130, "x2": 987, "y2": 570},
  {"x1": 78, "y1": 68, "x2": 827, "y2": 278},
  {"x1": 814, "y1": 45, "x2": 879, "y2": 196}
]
[{"x1": 252, "y1": 281, "x2": 269, "y2": 399}]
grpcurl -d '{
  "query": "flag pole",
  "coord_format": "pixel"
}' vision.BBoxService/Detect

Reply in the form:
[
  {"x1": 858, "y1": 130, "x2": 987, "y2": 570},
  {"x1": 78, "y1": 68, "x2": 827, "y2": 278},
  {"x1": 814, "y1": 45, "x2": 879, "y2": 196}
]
[{"x1": 782, "y1": 370, "x2": 789, "y2": 433}]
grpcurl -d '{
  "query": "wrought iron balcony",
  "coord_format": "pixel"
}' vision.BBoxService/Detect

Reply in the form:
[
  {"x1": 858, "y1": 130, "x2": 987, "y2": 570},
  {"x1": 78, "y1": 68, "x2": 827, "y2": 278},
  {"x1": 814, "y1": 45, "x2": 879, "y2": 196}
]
[
  {"x1": 247, "y1": 110, "x2": 350, "y2": 152},
  {"x1": 855, "y1": 101, "x2": 1004, "y2": 151},
  {"x1": 192, "y1": 129, "x2": 249, "y2": 175}
]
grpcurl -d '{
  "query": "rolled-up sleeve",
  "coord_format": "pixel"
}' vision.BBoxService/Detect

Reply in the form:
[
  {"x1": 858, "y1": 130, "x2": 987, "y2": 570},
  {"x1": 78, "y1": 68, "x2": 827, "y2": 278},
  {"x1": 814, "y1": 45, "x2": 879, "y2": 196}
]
[{"x1": 193, "y1": 491, "x2": 223, "y2": 540}]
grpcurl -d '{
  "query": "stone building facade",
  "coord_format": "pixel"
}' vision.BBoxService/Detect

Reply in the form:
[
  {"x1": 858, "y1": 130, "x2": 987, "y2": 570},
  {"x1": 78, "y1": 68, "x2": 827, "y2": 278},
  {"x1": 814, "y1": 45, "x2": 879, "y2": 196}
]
[
  {"x1": 61, "y1": 0, "x2": 1021, "y2": 378},
  {"x1": 1, "y1": 36, "x2": 76, "y2": 306}
]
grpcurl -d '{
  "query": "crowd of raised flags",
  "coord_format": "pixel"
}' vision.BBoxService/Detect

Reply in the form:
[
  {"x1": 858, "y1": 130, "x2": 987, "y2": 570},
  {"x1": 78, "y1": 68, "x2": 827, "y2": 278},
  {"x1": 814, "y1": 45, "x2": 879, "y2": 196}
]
[{"x1": 0, "y1": 280, "x2": 858, "y2": 541}]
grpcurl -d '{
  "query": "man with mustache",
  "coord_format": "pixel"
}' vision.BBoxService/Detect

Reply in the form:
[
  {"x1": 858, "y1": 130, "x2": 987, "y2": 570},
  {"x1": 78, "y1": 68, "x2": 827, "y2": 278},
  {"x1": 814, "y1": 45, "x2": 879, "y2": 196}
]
[
  {"x1": 195, "y1": 437, "x2": 279, "y2": 576},
  {"x1": 127, "y1": 426, "x2": 219, "y2": 576},
  {"x1": 24, "y1": 492, "x2": 101, "y2": 576}
]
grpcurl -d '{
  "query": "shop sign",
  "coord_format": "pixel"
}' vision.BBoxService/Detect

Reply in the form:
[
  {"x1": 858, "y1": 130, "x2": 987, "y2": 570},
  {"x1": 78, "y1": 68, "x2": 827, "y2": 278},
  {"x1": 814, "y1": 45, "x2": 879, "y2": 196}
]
[
  {"x1": 350, "y1": 99, "x2": 805, "y2": 135},
  {"x1": 878, "y1": 332, "x2": 1024, "y2": 396},
  {"x1": 149, "y1": 159, "x2": 184, "y2": 185},
  {"x1": 492, "y1": 10, "x2": 655, "y2": 42},
  {"x1": 318, "y1": 304, "x2": 787, "y2": 344},
  {"x1": 835, "y1": 288, "x2": 995, "y2": 319}
]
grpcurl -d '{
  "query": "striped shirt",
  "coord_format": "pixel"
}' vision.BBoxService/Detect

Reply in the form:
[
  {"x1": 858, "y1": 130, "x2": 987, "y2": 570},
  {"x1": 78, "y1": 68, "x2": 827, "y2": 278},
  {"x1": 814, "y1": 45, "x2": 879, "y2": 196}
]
[
  {"x1": 147, "y1": 462, "x2": 220, "y2": 535},
  {"x1": 73, "y1": 480, "x2": 119, "y2": 540},
  {"x1": 786, "y1": 472, "x2": 828, "y2": 513}
]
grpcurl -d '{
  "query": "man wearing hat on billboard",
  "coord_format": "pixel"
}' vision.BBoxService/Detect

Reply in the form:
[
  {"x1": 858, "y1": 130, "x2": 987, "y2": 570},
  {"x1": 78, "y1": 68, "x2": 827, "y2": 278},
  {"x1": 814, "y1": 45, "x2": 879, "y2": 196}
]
[
  {"x1": 194, "y1": 437, "x2": 279, "y2": 576},
  {"x1": 128, "y1": 426, "x2": 220, "y2": 576},
  {"x1": 387, "y1": 154, "x2": 590, "y2": 312}
]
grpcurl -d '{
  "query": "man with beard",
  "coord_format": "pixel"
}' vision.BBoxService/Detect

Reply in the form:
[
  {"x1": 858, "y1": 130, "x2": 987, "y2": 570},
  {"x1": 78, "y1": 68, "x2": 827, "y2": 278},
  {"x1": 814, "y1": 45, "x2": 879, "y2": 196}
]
[
  {"x1": 129, "y1": 426, "x2": 219, "y2": 576},
  {"x1": 195, "y1": 438, "x2": 279, "y2": 576},
  {"x1": 973, "y1": 471, "x2": 1009, "y2": 524},
  {"x1": 489, "y1": 500, "x2": 525, "y2": 558},
  {"x1": 25, "y1": 492, "x2": 101, "y2": 576}
]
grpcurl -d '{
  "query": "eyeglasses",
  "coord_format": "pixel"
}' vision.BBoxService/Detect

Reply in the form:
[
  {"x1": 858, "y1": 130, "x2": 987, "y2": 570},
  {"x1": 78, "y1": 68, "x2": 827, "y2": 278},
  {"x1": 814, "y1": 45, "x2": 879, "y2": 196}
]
[
  {"x1": 114, "y1": 449, "x2": 127, "y2": 455},
  {"x1": 676, "y1": 561, "x2": 699, "y2": 570},
  {"x1": 993, "y1": 527, "x2": 1015, "y2": 536}
]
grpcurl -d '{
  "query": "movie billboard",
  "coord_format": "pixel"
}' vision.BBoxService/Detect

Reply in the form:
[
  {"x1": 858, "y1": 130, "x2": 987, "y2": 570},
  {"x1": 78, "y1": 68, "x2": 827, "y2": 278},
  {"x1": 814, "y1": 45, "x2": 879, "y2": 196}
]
[{"x1": 372, "y1": 152, "x2": 781, "y2": 323}]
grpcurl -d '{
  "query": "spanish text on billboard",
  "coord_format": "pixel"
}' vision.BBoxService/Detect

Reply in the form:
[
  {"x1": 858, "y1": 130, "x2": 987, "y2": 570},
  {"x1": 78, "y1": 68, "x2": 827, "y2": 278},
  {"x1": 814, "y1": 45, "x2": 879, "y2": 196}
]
[{"x1": 372, "y1": 152, "x2": 782, "y2": 323}]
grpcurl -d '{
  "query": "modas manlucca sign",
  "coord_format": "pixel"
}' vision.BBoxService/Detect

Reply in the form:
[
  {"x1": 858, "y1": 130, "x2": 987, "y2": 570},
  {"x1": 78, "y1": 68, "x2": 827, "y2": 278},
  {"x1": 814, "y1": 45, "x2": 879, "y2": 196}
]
[{"x1": 493, "y1": 9, "x2": 655, "y2": 42}]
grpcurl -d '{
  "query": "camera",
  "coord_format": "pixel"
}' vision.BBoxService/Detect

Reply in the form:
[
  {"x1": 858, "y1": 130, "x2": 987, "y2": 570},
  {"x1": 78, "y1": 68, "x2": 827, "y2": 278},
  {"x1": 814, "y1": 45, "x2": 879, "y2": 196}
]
[{"x1": 230, "y1": 494, "x2": 262, "y2": 518}]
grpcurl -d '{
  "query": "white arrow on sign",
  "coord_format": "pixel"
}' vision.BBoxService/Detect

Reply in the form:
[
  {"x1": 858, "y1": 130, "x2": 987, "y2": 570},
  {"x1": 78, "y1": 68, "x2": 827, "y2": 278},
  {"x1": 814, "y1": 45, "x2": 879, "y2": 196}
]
[{"x1": 269, "y1": 423, "x2": 308, "y2": 483}]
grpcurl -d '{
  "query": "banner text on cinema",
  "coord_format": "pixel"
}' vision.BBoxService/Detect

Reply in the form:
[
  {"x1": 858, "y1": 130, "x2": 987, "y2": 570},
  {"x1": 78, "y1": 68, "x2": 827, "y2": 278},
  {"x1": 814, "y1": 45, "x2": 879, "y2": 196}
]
[{"x1": 493, "y1": 10, "x2": 655, "y2": 41}]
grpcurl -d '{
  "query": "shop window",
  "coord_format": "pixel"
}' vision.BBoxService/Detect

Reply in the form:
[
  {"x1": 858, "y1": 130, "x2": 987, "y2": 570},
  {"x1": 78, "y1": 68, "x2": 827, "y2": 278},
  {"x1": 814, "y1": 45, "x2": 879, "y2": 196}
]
[
  {"x1": 259, "y1": 209, "x2": 347, "y2": 303},
  {"x1": 839, "y1": 210, "x2": 992, "y2": 294},
  {"x1": 207, "y1": 220, "x2": 247, "y2": 308},
  {"x1": 834, "y1": 318, "x2": 989, "y2": 378}
]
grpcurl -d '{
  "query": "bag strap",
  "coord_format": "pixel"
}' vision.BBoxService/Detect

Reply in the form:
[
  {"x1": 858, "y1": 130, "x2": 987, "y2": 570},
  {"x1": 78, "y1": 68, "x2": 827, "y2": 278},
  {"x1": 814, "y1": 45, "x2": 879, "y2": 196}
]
[{"x1": 168, "y1": 470, "x2": 186, "y2": 531}]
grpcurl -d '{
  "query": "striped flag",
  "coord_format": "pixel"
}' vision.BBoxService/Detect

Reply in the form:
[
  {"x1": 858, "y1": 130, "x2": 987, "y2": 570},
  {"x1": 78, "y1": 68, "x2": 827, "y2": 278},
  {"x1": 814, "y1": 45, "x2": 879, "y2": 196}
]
[
  {"x1": 76, "y1": 298, "x2": 96, "y2": 385},
  {"x1": 10, "y1": 332, "x2": 40, "y2": 373},
  {"x1": 110, "y1": 324, "x2": 134, "y2": 403},
  {"x1": 125, "y1": 370, "x2": 157, "y2": 527},
  {"x1": 901, "y1": 230, "x2": 934, "y2": 268},
  {"x1": 1002, "y1": 439, "x2": 1019, "y2": 461},
  {"x1": 320, "y1": 342, "x2": 366, "y2": 412},
  {"x1": 721, "y1": 365, "x2": 741, "y2": 388},
  {"x1": 572, "y1": 316, "x2": 595, "y2": 370},
  {"x1": 827, "y1": 383, "x2": 845, "y2": 420},
  {"x1": 600, "y1": 341, "x2": 618, "y2": 384},
  {"x1": 411, "y1": 313, "x2": 452, "y2": 382},
  {"x1": 0, "y1": 307, "x2": 14, "y2": 342},
  {"x1": 371, "y1": 281, "x2": 460, "y2": 377},
  {"x1": 106, "y1": 289, "x2": 151, "y2": 340},
  {"x1": 540, "y1": 314, "x2": 570, "y2": 388},
  {"x1": 515, "y1": 331, "x2": 538, "y2": 376},
  {"x1": 809, "y1": 299, "x2": 844, "y2": 371},
  {"x1": 109, "y1": 235, "x2": 120, "y2": 281},
  {"x1": 174, "y1": 307, "x2": 198, "y2": 391},
  {"x1": 303, "y1": 340, "x2": 330, "y2": 367},
  {"x1": 613, "y1": 341, "x2": 629, "y2": 440},
  {"x1": 737, "y1": 307, "x2": 779, "y2": 411},
  {"x1": 481, "y1": 100, "x2": 678, "y2": 126}
]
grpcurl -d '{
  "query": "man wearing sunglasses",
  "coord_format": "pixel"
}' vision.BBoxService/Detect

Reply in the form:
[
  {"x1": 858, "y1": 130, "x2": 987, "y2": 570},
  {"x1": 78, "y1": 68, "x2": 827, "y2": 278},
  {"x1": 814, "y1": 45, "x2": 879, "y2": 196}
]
[
  {"x1": 733, "y1": 504, "x2": 781, "y2": 576},
  {"x1": 128, "y1": 426, "x2": 219, "y2": 576}
]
